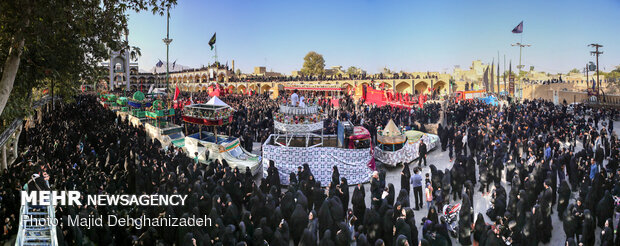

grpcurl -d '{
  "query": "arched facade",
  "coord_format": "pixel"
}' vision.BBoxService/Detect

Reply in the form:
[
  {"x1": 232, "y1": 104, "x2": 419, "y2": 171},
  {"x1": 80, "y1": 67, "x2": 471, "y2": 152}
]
[
  {"x1": 249, "y1": 84, "x2": 258, "y2": 93},
  {"x1": 434, "y1": 80, "x2": 447, "y2": 94},
  {"x1": 260, "y1": 84, "x2": 271, "y2": 93},
  {"x1": 379, "y1": 82, "x2": 393, "y2": 89},
  {"x1": 414, "y1": 81, "x2": 429, "y2": 94},
  {"x1": 395, "y1": 81, "x2": 411, "y2": 93},
  {"x1": 237, "y1": 85, "x2": 247, "y2": 93}
]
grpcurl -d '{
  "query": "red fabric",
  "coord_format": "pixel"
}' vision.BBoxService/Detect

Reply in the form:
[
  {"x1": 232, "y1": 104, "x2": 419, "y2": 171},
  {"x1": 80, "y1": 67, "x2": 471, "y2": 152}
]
[
  {"x1": 173, "y1": 86, "x2": 180, "y2": 101},
  {"x1": 330, "y1": 98, "x2": 339, "y2": 107},
  {"x1": 284, "y1": 86, "x2": 343, "y2": 91},
  {"x1": 350, "y1": 126, "x2": 370, "y2": 140},
  {"x1": 368, "y1": 148, "x2": 376, "y2": 170},
  {"x1": 182, "y1": 115, "x2": 233, "y2": 126},
  {"x1": 364, "y1": 87, "x2": 387, "y2": 106},
  {"x1": 209, "y1": 88, "x2": 221, "y2": 97},
  {"x1": 418, "y1": 95, "x2": 424, "y2": 108}
]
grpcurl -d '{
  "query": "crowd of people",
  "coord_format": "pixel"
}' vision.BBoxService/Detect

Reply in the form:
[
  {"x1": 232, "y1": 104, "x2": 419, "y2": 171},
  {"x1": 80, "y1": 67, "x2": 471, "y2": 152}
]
[
  {"x1": 0, "y1": 91, "x2": 619, "y2": 245},
  {"x1": 227, "y1": 73, "x2": 441, "y2": 83},
  {"x1": 429, "y1": 99, "x2": 619, "y2": 246},
  {"x1": 172, "y1": 90, "x2": 441, "y2": 148}
]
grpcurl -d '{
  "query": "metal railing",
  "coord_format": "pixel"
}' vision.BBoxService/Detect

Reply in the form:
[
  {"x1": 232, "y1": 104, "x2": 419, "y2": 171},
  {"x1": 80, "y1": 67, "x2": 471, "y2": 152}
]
[
  {"x1": 14, "y1": 190, "x2": 57, "y2": 246},
  {"x1": 0, "y1": 119, "x2": 22, "y2": 147}
]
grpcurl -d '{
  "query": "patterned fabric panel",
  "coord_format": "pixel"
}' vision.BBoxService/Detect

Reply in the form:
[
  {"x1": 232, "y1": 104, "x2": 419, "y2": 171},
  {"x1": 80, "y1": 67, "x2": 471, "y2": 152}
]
[
  {"x1": 274, "y1": 121, "x2": 324, "y2": 133},
  {"x1": 279, "y1": 105, "x2": 319, "y2": 115},
  {"x1": 262, "y1": 139, "x2": 373, "y2": 185}
]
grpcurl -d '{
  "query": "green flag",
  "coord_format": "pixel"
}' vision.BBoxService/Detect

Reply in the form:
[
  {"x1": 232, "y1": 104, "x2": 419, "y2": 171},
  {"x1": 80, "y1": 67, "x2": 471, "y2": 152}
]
[{"x1": 209, "y1": 32, "x2": 216, "y2": 50}]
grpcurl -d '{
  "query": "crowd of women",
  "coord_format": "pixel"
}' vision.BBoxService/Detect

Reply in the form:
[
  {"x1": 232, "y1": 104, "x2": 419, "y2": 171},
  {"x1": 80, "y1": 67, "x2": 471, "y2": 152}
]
[
  {"x1": 429, "y1": 99, "x2": 619, "y2": 246},
  {"x1": 0, "y1": 93, "x2": 619, "y2": 245}
]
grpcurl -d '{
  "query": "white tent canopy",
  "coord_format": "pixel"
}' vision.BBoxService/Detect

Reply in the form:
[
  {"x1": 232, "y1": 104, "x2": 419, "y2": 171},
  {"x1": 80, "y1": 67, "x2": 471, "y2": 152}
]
[{"x1": 206, "y1": 96, "x2": 234, "y2": 110}]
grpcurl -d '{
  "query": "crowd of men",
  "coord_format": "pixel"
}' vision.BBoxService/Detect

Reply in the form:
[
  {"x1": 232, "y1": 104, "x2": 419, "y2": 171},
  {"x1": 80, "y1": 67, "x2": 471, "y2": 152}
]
[{"x1": 0, "y1": 92, "x2": 619, "y2": 245}]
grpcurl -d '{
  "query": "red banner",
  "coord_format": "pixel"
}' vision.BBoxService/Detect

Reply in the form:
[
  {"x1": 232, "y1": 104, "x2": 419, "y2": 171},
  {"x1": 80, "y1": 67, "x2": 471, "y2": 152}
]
[
  {"x1": 364, "y1": 87, "x2": 387, "y2": 106},
  {"x1": 182, "y1": 115, "x2": 233, "y2": 126},
  {"x1": 363, "y1": 87, "x2": 422, "y2": 108}
]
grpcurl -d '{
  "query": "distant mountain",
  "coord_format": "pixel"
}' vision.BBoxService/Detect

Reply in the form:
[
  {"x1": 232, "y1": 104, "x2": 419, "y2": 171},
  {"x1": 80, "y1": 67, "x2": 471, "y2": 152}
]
[{"x1": 149, "y1": 63, "x2": 191, "y2": 74}]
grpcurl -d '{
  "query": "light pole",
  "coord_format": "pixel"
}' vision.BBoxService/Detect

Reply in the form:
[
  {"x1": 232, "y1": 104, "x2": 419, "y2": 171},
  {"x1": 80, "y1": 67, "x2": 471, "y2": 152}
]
[
  {"x1": 512, "y1": 42, "x2": 530, "y2": 101},
  {"x1": 511, "y1": 42, "x2": 531, "y2": 72},
  {"x1": 163, "y1": 6, "x2": 173, "y2": 105}
]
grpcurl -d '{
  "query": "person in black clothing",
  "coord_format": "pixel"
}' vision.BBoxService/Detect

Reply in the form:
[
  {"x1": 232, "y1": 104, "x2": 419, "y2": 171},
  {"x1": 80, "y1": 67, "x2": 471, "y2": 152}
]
[
  {"x1": 4, "y1": 92, "x2": 620, "y2": 246},
  {"x1": 418, "y1": 141, "x2": 427, "y2": 167}
]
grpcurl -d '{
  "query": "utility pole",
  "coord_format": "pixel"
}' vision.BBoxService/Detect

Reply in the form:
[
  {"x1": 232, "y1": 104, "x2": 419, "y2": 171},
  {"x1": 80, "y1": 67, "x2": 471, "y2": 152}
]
[
  {"x1": 585, "y1": 63, "x2": 590, "y2": 91},
  {"x1": 163, "y1": 6, "x2": 173, "y2": 105},
  {"x1": 511, "y1": 42, "x2": 531, "y2": 72},
  {"x1": 589, "y1": 44, "x2": 603, "y2": 99}
]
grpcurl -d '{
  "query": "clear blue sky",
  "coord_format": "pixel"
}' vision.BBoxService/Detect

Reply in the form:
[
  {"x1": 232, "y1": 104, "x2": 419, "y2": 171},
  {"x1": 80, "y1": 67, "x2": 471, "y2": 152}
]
[{"x1": 127, "y1": 0, "x2": 620, "y2": 74}]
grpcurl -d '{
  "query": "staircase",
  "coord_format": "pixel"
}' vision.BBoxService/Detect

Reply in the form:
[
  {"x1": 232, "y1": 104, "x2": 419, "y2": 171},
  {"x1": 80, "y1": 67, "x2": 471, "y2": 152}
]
[{"x1": 15, "y1": 200, "x2": 57, "y2": 246}]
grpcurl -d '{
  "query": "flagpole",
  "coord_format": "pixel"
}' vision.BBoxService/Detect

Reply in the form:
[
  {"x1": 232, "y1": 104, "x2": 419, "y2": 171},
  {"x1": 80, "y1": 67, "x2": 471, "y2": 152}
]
[{"x1": 214, "y1": 44, "x2": 218, "y2": 65}]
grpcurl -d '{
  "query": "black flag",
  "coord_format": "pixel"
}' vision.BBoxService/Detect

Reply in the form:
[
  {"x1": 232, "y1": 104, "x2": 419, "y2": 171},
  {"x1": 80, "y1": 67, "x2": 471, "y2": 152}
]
[
  {"x1": 483, "y1": 66, "x2": 489, "y2": 91},
  {"x1": 209, "y1": 33, "x2": 216, "y2": 50},
  {"x1": 497, "y1": 59, "x2": 500, "y2": 93}
]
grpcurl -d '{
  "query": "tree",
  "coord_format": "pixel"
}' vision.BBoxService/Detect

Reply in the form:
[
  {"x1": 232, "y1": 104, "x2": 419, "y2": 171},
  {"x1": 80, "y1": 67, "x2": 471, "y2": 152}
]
[
  {"x1": 235, "y1": 69, "x2": 241, "y2": 76},
  {"x1": 502, "y1": 71, "x2": 517, "y2": 78},
  {"x1": 0, "y1": 0, "x2": 176, "y2": 124},
  {"x1": 300, "y1": 51, "x2": 325, "y2": 77},
  {"x1": 569, "y1": 68, "x2": 580, "y2": 74},
  {"x1": 604, "y1": 66, "x2": 620, "y2": 85},
  {"x1": 346, "y1": 66, "x2": 360, "y2": 78}
]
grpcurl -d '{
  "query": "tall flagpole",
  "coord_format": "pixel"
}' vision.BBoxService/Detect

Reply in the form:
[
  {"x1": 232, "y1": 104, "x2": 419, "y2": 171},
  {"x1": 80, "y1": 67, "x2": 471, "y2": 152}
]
[
  {"x1": 503, "y1": 54, "x2": 506, "y2": 90},
  {"x1": 163, "y1": 6, "x2": 173, "y2": 105},
  {"x1": 497, "y1": 51, "x2": 500, "y2": 94},
  {"x1": 214, "y1": 44, "x2": 218, "y2": 64}
]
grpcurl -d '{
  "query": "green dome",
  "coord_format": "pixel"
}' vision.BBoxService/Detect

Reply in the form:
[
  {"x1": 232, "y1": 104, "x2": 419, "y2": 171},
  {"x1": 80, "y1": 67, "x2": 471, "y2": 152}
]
[
  {"x1": 132, "y1": 91, "x2": 145, "y2": 101},
  {"x1": 152, "y1": 99, "x2": 164, "y2": 109}
]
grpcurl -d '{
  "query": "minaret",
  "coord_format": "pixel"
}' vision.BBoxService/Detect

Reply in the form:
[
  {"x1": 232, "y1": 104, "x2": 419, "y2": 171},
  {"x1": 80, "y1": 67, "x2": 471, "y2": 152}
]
[{"x1": 124, "y1": 31, "x2": 130, "y2": 90}]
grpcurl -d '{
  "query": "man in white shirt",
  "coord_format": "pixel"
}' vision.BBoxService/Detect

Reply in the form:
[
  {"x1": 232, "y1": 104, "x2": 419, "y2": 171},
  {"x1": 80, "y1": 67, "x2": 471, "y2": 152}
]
[
  {"x1": 299, "y1": 95, "x2": 306, "y2": 107},
  {"x1": 290, "y1": 89, "x2": 299, "y2": 107}
]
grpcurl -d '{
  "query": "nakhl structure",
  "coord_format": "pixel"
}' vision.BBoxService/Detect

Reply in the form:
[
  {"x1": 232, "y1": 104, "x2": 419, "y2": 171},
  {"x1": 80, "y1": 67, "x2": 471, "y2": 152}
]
[
  {"x1": 143, "y1": 99, "x2": 185, "y2": 148},
  {"x1": 127, "y1": 91, "x2": 152, "y2": 118},
  {"x1": 374, "y1": 119, "x2": 439, "y2": 166},
  {"x1": 182, "y1": 96, "x2": 261, "y2": 175},
  {"x1": 262, "y1": 102, "x2": 375, "y2": 185}
]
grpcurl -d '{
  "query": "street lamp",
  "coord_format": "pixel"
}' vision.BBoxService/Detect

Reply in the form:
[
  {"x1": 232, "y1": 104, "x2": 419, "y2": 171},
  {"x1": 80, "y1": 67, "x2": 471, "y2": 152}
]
[
  {"x1": 162, "y1": 6, "x2": 173, "y2": 105},
  {"x1": 511, "y1": 42, "x2": 531, "y2": 71}
]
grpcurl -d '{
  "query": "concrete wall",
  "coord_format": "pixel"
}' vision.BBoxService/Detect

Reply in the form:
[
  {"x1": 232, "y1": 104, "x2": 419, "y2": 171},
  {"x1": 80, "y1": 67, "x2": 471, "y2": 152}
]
[{"x1": 522, "y1": 83, "x2": 620, "y2": 105}]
